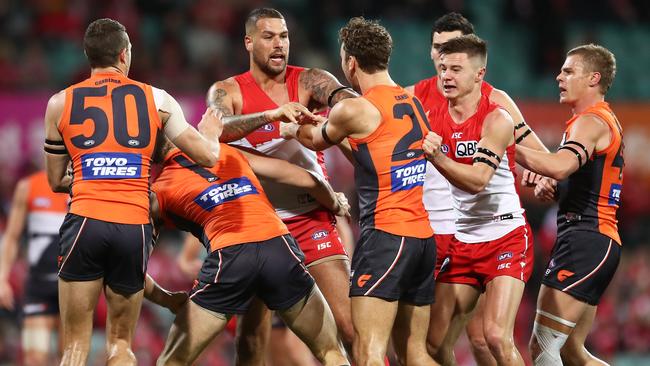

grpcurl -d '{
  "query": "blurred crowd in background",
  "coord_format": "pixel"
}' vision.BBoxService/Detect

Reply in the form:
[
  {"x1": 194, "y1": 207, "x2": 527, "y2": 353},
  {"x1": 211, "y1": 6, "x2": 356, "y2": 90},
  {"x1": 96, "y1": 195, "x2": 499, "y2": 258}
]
[{"x1": 1, "y1": 0, "x2": 649, "y2": 364}]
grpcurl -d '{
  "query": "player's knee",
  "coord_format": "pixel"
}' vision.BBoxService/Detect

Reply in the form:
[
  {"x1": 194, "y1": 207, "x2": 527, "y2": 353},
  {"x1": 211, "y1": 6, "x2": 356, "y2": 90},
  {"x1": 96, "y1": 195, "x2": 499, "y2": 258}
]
[
  {"x1": 426, "y1": 331, "x2": 442, "y2": 356},
  {"x1": 484, "y1": 323, "x2": 512, "y2": 355},
  {"x1": 106, "y1": 339, "x2": 136, "y2": 365},
  {"x1": 336, "y1": 317, "x2": 355, "y2": 346},
  {"x1": 530, "y1": 322, "x2": 568, "y2": 366},
  {"x1": 468, "y1": 332, "x2": 491, "y2": 357}
]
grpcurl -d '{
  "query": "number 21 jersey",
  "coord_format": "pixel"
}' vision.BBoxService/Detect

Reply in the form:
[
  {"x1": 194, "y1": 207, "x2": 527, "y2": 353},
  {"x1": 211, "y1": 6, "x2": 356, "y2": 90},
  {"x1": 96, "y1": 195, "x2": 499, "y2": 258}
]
[{"x1": 348, "y1": 85, "x2": 433, "y2": 238}]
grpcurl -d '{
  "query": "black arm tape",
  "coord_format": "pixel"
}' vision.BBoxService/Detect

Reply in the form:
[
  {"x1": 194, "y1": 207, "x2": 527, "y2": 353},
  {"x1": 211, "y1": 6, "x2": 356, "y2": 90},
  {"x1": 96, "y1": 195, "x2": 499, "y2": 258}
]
[
  {"x1": 558, "y1": 145, "x2": 583, "y2": 167},
  {"x1": 45, "y1": 138, "x2": 65, "y2": 146},
  {"x1": 514, "y1": 121, "x2": 527, "y2": 130},
  {"x1": 563, "y1": 140, "x2": 590, "y2": 159},
  {"x1": 515, "y1": 129, "x2": 532, "y2": 144},
  {"x1": 473, "y1": 156, "x2": 498, "y2": 170},
  {"x1": 321, "y1": 121, "x2": 336, "y2": 145},
  {"x1": 476, "y1": 147, "x2": 501, "y2": 163},
  {"x1": 44, "y1": 146, "x2": 68, "y2": 155},
  {"x1": 327, "y1": 86, "x2": 353, "y2": 107}
]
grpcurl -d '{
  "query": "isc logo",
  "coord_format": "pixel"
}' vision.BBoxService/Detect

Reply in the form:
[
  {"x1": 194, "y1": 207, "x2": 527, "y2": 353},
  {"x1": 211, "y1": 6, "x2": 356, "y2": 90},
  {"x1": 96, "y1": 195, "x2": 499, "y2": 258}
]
[
  {"x1": 317, "y1": 242, "x2": 331, "y2": 251},
  {"x1": 455, "y1": 140, "x2": 478, "y2": 158}
]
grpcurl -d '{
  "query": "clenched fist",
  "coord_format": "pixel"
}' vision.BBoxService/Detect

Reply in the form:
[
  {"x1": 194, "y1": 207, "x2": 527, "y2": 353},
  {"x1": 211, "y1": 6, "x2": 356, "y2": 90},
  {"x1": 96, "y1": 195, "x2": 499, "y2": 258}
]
[{"x1": 423, "y1": 131, "x2": 443, "y2": 161}]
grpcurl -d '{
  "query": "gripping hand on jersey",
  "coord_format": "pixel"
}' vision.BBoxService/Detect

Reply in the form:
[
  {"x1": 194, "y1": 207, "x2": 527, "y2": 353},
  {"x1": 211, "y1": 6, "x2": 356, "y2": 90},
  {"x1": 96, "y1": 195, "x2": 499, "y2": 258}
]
[
  {"x1": 198, "y1": 107, "x2": 224, "y2": 140},
  {"x1": 334, "y1": 192, "x2": 351, "y2": 218},
  {"x1": 423, "y1": 131, "x2": 443, "y2": 162},
  {"x1": 265, "y1": 102, "x2": 319, "y2": 125}
]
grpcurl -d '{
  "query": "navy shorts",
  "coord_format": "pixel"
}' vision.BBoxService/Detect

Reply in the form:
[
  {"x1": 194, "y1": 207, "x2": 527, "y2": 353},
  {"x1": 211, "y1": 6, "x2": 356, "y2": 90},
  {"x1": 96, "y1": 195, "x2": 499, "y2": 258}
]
[
  {"x1": 350, "y1": 229, "x2": 436, "y2": 305},
  {"x1": 58, "y1": 213, "x2": 153, "y2": 294},
  {"x1": 542, "y1": 230, "x2": 620, "y2": 305},
  {"x1": 189, "y1": 234, "x2": 315, "y2": 315},
  {"x1": 23, "y1": 275, "x2": 59, "y2": 316}
]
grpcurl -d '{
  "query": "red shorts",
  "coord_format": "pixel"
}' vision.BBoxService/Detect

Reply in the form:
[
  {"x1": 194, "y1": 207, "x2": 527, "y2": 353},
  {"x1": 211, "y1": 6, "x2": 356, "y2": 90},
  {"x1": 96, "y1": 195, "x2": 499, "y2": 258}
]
[
  {"x1": 436, "y1": 225, "x2": 533, "y2": 290},
  {"x1": 283, "y1": 208, "x2": 348, "y2": 266},
  {"x1": 434, "y1": 233, "x2": 454, "y2": 279}
]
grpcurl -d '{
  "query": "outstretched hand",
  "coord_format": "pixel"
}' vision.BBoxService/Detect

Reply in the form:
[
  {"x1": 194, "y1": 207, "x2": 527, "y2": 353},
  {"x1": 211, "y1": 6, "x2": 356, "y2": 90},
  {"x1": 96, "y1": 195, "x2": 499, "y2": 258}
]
[{"x1": 265, "y1": 102, "x2": 319, "y2": 125}]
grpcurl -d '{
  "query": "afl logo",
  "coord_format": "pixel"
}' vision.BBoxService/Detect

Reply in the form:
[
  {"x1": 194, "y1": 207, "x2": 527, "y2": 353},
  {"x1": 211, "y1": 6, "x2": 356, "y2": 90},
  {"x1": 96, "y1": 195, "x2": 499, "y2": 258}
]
[
  {"x1": 406, "y1": 151, "x2": 416, "y2": 158},
  {"x1": 311, "y1": 230, "x2": 329, "y2": 240},
  {"x1": 84, "y1": 140, "x2": 95, "y2": 147},
  {"x1": 260, "y1": 124, "x2": 275, "y2": 132},
  {"x1": 440, "y1": 144, "x2": 450, "y2": 154},
  {"x1": 127, "y1": 139, "x2": 140, "y2": 146}
]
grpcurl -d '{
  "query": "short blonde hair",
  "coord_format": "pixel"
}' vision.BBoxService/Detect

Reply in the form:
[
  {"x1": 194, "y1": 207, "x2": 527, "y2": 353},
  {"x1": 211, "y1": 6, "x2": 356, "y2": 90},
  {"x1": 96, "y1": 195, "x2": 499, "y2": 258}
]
[{"x1": 568, "y1": 44, "x2": 616, "y2": 94}]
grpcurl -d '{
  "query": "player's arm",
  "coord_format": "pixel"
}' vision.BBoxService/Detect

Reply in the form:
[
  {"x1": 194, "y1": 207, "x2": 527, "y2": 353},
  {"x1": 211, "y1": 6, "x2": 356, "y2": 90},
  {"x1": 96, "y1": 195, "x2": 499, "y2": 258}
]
[
  {"x1": 292, "y1": 98, "x2": 366, "y2": 151},
  {"x1": 425, "y1": 109, "x2": 514, "y2": 194},
  {"x1": 207, "y1": 80, "x2": 318, "y2": 142},
  {"x1": 299, "y1": 68, "x2": 359, "y2": 108},
  {"x1": 516, "y1": 115, "x2": 608, "y2": 180},
  {"x1": 144, "y1": 274, "x2": 187, "y2": 314},
  {"x1": 158, "y1": 91, "x2": 220, "y2": 167},
  {"x1": 0, "y1": 178, "x2": 29, "y2": 310},
  {"x1": 177, "y1": 235, "x2": 203, "y2": 280},
  {"x1": 489, "y1": 88, "x2": 549, "y2": 152},
  {"x1": 237, "y1": 148, "x2": 350, "y2": 217},
  {"x1": 44, "y1": 91, "x2": 72, "y2": 193}
]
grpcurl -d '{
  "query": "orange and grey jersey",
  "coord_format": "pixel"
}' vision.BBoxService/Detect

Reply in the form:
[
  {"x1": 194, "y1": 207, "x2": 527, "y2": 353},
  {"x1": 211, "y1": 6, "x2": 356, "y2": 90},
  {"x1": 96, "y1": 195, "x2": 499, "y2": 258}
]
[
  {"x1": 557, "y1": 101, "x2": 623, "y2": 244},
  {"x1": 24, "y1": 171, "x2": 69, "y2": 278},
  {"x1": 348, "y1": 85, "x2": 433, "y2": 238},
  {"x1": 58, "y1": 72, "x2": 162, "y2": 224}
]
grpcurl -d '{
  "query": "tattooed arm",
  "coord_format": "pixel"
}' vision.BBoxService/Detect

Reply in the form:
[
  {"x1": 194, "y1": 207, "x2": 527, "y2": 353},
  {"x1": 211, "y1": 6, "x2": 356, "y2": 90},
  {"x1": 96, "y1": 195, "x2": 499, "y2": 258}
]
[
  {"x1": 299, "y1": 68, "x2": 359, "y2": 109},
  {"x1": 207, "y1": 78, "x2": 318, "y2": 143},
  {"x1": 206, "y1": 79, "x2": 265, "y2": 143}
]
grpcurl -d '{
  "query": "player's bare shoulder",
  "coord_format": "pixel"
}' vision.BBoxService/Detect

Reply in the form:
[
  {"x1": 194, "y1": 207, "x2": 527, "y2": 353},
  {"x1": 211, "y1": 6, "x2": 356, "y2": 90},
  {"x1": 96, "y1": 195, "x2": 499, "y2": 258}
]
[
  {"x1": 207, "y1": 77, "x2": 242, "y2": 115},
  {"x1": 45, "y1": 90, "x2": 67, "y2": 128},
  {"x1": 329, "y1": 97, "x2": 380, "y2": 137}
]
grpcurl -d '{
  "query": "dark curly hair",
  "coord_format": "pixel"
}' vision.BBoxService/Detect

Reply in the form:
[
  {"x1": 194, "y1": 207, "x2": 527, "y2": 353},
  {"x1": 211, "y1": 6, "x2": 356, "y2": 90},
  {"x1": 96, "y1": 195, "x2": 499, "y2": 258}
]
[{"x1": 339, "y1": 17, "x2": 392, "y2": 73}]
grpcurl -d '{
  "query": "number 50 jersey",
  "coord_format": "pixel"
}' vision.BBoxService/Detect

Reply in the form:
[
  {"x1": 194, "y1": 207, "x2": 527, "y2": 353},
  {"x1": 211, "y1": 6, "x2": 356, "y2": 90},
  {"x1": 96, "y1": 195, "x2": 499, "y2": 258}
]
[
  {"x1": 58, "y1": 72, "x2": 162, "y2": 224},
  {"x1": 348, "y1": 85, "x2": 433, "y2": 238}
]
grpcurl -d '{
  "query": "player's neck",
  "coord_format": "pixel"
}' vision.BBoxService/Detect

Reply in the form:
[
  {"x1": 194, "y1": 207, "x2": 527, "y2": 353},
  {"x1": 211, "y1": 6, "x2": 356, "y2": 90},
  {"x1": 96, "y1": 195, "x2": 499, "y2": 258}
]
[
  {"x1": 447, "y1": 88, "x2": 481, "y2": 123},
  {"x1": 91, "y1": 65, "x2": 126, "y2": 76},
  {"x1": 249, "y1": 63, "x2": 287, "y2": 89},
  {"x1": 572, "y1": 92, "x2": 605, "y2": 115},
  {"x1": 357, "y1": 70, "x2": 396, "y2": 94}
]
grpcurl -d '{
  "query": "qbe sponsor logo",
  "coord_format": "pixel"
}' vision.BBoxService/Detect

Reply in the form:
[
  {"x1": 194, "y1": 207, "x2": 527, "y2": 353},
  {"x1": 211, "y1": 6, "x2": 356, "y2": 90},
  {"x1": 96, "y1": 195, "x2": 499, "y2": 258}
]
[
  {"x1": 81, "y1": 152, "x2": 141, "y2": 180},
  {"x1": 194, "y1": 177, "x2": 258, "y2": 211},
  {"x1": 454, "y1": 140, "x2": 478, "y2": 158},
  {"x1": 391, "y1": 159, "x2": 426, "y2": 192}
]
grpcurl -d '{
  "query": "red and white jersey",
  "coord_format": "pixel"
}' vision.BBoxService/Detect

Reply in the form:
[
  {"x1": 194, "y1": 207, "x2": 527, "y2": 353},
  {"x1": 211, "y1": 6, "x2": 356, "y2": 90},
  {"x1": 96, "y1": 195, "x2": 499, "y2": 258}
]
[
  {"x1": 230, "y1": 66, "x2": 327, "y2": 219},
  {"x1": 415, "y1": 76, "x2": 495, "y2": 234},
  {"x1": 431, "y1": 93, "x2": 525, "y2": 243}
]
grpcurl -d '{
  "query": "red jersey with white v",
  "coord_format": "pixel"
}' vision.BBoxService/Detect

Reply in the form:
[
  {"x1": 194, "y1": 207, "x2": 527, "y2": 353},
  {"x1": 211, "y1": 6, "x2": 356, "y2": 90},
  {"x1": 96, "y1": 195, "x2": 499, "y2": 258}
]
[
  {"x1": 431, "y1": 93, "x2": 526, "y2": 243},
  {"x1": 230, "y1": 65, "x2": 328, "y2": 219}
]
